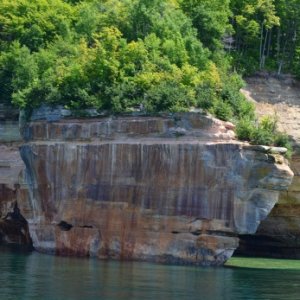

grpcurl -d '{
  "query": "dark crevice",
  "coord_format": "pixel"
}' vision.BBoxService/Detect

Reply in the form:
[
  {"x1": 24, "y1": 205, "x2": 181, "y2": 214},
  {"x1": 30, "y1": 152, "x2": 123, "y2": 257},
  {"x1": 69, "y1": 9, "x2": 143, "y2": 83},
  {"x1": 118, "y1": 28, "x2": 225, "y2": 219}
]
[
  {"x1": 80, "y1": 225, "x2": 93, "y2": 229},
  {"x1": 57, "y1": 221, "x2": 73, "y2": 231},
  {"x1": 0, "y1": 202, "x2": 32, "y2": 248},
  {"x1": 172, "y1": 230, "x2": 237, "y2": 237},
  {"x1": 190, "y1": 230, "x2": 201, "y2": 236},
  {"x1": 3, "y1": 202, "x2": 27, "y2": 224},
  {"x1": 234, "y1": 234, "x2": 292, "y2": 257},
  {"x1": 206, "y1": 230, "x2": 238, "y2": 238},
  {"x1": 189, "y1": 230, "x2": 237, "y2": 237}
]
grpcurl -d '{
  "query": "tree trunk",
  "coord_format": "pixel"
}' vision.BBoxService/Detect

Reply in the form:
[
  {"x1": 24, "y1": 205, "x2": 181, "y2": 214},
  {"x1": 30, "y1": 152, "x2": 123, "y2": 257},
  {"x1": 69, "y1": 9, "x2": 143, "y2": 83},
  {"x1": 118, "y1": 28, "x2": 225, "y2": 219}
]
[
  {"x1": 259, "y1": 24, "x2": 264, "y2": 69},
  {"x1": 276, "y1": 27, "x2": 281, "y2": 60},
  {"x1": 261, "y1": 29, "x2": 269, "y2": 69},
  {"x1": 266, "y1": 28, "x2": 272, "y2": 58}
]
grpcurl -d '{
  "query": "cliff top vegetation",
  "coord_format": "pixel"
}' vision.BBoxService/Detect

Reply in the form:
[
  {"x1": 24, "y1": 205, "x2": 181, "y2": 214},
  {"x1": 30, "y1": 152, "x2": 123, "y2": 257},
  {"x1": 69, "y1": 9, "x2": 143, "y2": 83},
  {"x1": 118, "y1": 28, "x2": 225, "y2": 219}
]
[{"x1": 0, "y1": 0, "x2": 297, "y2": 150}]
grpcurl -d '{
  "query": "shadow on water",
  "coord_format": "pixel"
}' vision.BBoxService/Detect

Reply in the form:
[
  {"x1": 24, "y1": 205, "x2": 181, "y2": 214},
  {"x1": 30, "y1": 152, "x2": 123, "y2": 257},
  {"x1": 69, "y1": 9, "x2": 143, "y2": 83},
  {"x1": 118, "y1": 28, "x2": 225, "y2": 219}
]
[{"x1": 0, "y1": 247, "x2": 300, "y2": 300}]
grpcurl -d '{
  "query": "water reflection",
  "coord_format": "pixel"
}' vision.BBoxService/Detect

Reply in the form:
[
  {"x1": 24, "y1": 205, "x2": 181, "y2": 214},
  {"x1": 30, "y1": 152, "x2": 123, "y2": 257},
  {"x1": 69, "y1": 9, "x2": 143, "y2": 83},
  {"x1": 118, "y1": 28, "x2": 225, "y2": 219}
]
[
  {"x1": 0, "y1": 247, "x2": 299, "y2": 300},
  {"x1": 230, "y1": 267, "x2": 300, "y2": 300}
]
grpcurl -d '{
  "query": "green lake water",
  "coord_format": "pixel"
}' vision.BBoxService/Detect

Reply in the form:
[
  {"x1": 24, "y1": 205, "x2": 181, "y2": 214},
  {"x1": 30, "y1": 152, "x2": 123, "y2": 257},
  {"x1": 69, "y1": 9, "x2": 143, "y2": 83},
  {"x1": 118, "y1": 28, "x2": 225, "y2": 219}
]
[{"x1": 1, "y1": 247, "x2": 300, "y2": 300}]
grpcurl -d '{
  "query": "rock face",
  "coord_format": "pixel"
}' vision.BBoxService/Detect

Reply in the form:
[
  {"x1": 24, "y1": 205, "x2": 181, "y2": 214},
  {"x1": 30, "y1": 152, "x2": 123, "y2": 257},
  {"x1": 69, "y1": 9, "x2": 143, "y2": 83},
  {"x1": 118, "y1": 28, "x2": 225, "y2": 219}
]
[
  {"x1": 239, "y1": 75, "x2": 300, "y2": 257},
  {"x1": 18, "y1": 113, "x2": 293, "y2": 265},
  {"x1": 0, "y1": 117, "x2": 31, "y2": 246}
]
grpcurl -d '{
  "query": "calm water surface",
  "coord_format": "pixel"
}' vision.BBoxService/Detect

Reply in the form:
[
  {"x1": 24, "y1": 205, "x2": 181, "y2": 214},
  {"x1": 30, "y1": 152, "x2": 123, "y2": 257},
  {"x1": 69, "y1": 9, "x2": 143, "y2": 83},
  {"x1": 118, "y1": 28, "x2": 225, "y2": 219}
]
[{"x1": 0, "y1": 247, "x2": 300, "y2": 300}]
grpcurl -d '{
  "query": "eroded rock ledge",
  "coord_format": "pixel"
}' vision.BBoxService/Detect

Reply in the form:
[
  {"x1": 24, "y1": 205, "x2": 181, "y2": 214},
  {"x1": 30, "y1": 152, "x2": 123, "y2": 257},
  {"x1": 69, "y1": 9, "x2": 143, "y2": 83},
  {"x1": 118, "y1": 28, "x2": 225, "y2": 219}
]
[
  {"x1": 238, "y1": 75, "x2": 300, "y2": 258},
  {"x1": 15, "y1": 113, "x2": 293, "y2": 266}
]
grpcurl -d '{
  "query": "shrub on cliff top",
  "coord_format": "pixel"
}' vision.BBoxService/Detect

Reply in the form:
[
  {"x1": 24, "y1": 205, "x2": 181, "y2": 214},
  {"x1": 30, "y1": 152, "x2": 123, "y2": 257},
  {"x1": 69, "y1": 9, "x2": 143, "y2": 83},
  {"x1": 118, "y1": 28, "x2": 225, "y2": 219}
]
[{"x1": 236, "y1": 115, "x2": 292, "y2": 157}]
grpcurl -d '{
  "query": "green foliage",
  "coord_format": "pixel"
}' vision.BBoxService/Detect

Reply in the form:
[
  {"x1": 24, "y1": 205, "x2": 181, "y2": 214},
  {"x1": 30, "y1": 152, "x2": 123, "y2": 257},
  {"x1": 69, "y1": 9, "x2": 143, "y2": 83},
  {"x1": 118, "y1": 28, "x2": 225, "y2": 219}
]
[
  {"x1": 180, "y1": 0, "x2": 232, "y2": 50},
  {"x1": 274, "y1": 132, "x2": 293, "y2": 158},
  {"x1": 226, "y1": 256, "x2": 300, "y2": 270},
  {"x1": 0, "y1": 0, "x2": 229, "y2": 114},
  {"x1": 0, "y1": 0, "x2": 286, "y2": 143},
  {"x1": 220, "y1": 73, "x2": 255, "y2": 119},
  {"x1": 251, "y1": 127, "x2": 274, "y2": 145},
  {"x1": 236, "y1": 115, "x2": 276, "y2": 144},
  {"x1": 236, "y1": 115, "x2": 293, "y2": 156},
  {"x1": 194, "y1": 86, "x2": 217, "y2": 110},
  {"x1": 212, "y1": 101, "x2": 233, "y2": 121},
  {"x1": 230, "y1": 0, "x2": 300, "y2": 76},
  {"x1": 235, "y1": 118, "x2": 255, "y2": 141},
  {"x1": 0, "y1": 0, "x2": 74, "y2": 51},
  {"x1": 231, "y1": 52, "x2": 260, "y2": 76}
]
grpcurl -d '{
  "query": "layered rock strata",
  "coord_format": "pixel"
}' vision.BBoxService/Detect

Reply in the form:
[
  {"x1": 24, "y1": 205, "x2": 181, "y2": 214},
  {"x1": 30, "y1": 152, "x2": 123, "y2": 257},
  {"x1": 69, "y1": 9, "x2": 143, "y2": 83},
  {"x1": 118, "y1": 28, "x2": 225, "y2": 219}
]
[
  {"x1": 239, "y1": 75, "x2": 300, "y2": 257},
  {"x1": 19, "y1": 114, "x2": 293, "y2": 265},
  {"x1": 0, "y1": 118, "x2": 31, "y2": 246}
]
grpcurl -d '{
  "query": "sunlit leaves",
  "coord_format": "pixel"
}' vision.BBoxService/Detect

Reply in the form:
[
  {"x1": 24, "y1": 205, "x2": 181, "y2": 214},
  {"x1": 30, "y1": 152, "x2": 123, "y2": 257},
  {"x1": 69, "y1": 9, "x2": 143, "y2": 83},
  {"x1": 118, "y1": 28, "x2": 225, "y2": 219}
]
[{"x1": 0, "y1": 0, "x2": 254, "y2": 122}]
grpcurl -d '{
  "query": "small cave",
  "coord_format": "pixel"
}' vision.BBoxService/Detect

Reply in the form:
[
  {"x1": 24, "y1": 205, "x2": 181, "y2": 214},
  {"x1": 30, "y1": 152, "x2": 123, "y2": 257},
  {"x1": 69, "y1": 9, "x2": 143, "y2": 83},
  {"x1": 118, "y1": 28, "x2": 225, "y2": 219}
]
[
  {"x1": 234, "y1": 234, "x2": 285, "y2": 258},
  {"x1": 0, "y1": 202, "x2": 32, "y2": 249},
  {"x1": 57, "y1": 221, "x2": 73, "y2": 231}
]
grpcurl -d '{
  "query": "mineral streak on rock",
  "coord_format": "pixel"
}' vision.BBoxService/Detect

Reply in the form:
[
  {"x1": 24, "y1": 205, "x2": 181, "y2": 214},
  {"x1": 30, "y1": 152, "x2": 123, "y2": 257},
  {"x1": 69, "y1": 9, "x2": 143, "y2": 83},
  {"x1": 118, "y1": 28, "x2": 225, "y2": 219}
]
[
  {"x1": 19, "y1": 114, "x2": 293, "y2": 265},
  {"x1": 0, "y1": 145, "x2": 31, "y2": 246}
]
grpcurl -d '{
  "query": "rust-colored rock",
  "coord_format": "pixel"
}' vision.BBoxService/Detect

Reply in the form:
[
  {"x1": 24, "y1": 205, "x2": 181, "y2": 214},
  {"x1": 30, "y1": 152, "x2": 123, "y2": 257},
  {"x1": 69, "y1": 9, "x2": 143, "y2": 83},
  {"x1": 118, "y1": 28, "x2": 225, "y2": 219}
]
[{"x1": 19, "y1": 114, "x2": 293, "y2": 265}]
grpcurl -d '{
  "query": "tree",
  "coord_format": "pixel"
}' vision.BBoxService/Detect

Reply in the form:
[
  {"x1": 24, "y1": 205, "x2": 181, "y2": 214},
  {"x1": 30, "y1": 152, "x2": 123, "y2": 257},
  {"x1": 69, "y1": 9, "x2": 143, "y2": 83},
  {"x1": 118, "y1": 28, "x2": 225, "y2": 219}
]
[
  {"x1": 0, "y1": 0, "x2": 255, "y2": 124},
  {"x1": 231, "y1": 0, "x2": 280, "y2": 70},
  {"x1": 180, "y1": 0, "x2": 232, "y2": 51},
  {"x1": 274, "y1": 0, "x2": 300, "y2": 74},
  {"x1": 0, "y1": 0, "x2": 74, "y2": 51}
]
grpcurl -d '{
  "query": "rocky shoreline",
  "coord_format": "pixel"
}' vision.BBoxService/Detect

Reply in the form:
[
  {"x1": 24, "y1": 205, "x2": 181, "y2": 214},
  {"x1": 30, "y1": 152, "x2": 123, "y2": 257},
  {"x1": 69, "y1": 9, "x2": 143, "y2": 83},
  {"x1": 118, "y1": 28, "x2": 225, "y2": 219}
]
[{"x1": 0, "y1": 113, "x2": 293, "y2": 265}]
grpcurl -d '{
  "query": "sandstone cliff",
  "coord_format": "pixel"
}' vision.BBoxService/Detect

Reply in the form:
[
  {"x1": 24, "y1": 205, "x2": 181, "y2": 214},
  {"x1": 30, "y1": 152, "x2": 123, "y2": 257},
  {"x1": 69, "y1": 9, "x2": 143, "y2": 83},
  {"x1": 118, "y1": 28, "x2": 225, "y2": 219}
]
[
  {"x1": 0, "y1": 108, "x2": 31, "y2": 246},
  {"x1": 239, "y1": 75, "x2": 300, "y2": 257},
  {"x1": 11, "y1": 113, "x2": 292, "y2": 266}
]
